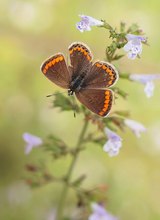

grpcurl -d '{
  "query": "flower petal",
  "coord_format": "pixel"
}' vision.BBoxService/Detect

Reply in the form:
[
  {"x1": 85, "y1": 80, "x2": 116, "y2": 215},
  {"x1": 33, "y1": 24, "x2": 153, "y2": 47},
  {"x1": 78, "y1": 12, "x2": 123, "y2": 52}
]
[
  {"x1": 104, "y1": 128, "x2": 122, "y2": 157},
  {"x1": 89, "y1": 203, "x2": 118, "y2": 220},
  {"x1": 127, "y1": 51, "x2": 137, "y2": 60},
  {"x1": 144, "y1": 81, "x2": 155, "y2": 98},
  {"x1": 79, "y1": 15, "x2": 104, "y2": 26},
  {"x1": 124, "y1": 34, "x2": 146, "y2": 60},
  {"x1": 126, "y1": 34, "x2": 146, "y2": 42},
  {"x1": 25, "y1": 144, "x2": 33, "y2": 155},
  {"x1": 23, "y1": 133, "x2": 42, "y2": 155},
  {"x1": 123, "y1": 41, "x2": 132, "y2": 52},
  {"x1": 129, "y1": 73, "x2": 160, "y2": 84},
  {"x1": 76, "y1": 15, "x2": 103, "y2": 32},
  {"x1": 23, "y1": 133, "x2": 42, "y2": 146},
  {"x1": 105, "y1": 128, "x2": 122, "y2": 142},
  {"x1": 124, "y1": 119, "x2": 146, "y2": 138}
]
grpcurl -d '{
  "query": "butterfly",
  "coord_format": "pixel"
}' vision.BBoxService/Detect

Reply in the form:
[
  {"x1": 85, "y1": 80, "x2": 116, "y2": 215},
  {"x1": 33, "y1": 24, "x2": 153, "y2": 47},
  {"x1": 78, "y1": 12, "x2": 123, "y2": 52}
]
[{"x1": 41, "y1": 42, "x2": 119, "y2": 117}]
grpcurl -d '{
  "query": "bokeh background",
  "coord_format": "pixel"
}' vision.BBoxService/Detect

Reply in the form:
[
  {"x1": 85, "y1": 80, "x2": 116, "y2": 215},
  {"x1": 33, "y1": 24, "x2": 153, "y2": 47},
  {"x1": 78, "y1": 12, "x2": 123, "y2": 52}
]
[{"x1": 1, "y1": 0, "x2": 160, "y2": 219}]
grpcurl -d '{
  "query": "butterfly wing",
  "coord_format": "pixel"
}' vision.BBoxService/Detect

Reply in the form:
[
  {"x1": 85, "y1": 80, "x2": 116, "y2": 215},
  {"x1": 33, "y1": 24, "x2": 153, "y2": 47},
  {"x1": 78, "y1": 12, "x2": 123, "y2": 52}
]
[
  {"x1": 68, "y1": 42, "x2": 92, "y2": 79},
  {"x1": 41, "y1": 53, "x2": 70, "y2": 89},
  {"x1": 76, "y1": 89, "x2": 113, "y2": 117},
  {"x1": 83, "y1": 61, "x2": 119, "y2": 89}
]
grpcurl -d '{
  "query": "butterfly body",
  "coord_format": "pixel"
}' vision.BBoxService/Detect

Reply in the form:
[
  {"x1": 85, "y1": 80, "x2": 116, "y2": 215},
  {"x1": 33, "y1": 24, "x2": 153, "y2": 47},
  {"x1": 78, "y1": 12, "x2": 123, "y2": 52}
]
[
  {"x1": 69, "y1": 71, "x2": 87, "y2": 94},
  {"x1": 41, "y1": 42, "x2": 119, "y2": 117}
]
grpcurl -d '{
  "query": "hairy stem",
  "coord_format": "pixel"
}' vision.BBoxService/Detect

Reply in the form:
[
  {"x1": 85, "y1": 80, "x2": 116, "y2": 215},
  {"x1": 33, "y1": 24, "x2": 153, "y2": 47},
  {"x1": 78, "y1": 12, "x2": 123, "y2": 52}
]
[{"x1": 56, "y1": 119, "x2": 89, "y2": 220}]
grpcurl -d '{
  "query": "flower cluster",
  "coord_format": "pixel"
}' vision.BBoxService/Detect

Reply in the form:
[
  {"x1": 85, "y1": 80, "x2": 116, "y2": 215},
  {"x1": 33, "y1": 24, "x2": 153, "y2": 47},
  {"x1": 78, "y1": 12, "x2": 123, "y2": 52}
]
[{"x1": 76, "y1": 15, "x2": 146, "y2": 60}]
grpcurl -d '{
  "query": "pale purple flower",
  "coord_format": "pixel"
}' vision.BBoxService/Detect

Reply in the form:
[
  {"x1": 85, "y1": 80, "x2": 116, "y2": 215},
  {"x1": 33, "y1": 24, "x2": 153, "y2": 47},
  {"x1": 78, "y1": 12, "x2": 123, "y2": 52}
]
[
  {"x1": 124, "y1": 119, "x2": 146, "y2": 138},
  {"x1": 103, "y1": 128, "x2": 122, "y2": 157},
  {"x1": 130, "y1": 73, "x2": 160, "y2": 97},
  {"x1": 123, "y1": 34, "x2": 146, "y2": 60},
  {"x1": 47, "y1": 209, "x2": 56, "y2": 220},
  {"x1": 23, "y1": 132, "x2": 42, "y2": 154},
  {"x1": 76, "y1": 15, "x2": 104, "y2": 32},
  {"x1": 88, "y1": 203, "x2": 118, "y2": 220}
]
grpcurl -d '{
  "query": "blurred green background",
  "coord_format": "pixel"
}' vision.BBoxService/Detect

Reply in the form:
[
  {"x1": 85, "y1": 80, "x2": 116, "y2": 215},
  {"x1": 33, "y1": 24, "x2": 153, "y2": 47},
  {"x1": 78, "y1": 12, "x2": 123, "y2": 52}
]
[{"x1": 1, "y1": 0, "x2": 160, "y2": 219}]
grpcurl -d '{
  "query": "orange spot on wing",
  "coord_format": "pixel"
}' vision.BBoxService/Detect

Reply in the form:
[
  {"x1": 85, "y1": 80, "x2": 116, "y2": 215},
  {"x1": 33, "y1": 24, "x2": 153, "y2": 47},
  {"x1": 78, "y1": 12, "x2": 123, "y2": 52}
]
[
  {"x1": 110, "y1": 76, "x2": 114, "y2": 80},
  {"x1": 96, "y1": 63, "x2": 102, "y2": 68},
  {"x1": 45, "y1": 64, "x2": 49, "y2": 70},
  {"x1": 52, "y1": 59, "x2": 55, "y2": 65},
  {"x1": 59, "y1": 56, "x2": 63, "y2": 61},
  {"x1": 56, "y1": 57, "x2": 60, "y2": 62},
  {"x1": 84, "y1": 51, "x2": 87, "y2": 55},
  {"x1": 102, "y1": 65, "x2": 107, "y2": 70},
  {"x1": 43, "y1": 69, "x2": 47, "y2": 74},
  {"x1": 99, "y1": 111, "x2": 104, "y2": 116},
  {"x1": 69, "y1": 49, "x2": 73, "y2": 54},
  {"x1": 48, "y1": 62, "x2": 52, "y2": 67},
  {"x1": 105, "y1": 90, "x2": 110, "y2": 95},
  {"x1": 108, "y1": 80, "x2": 112, "y2": 85}
]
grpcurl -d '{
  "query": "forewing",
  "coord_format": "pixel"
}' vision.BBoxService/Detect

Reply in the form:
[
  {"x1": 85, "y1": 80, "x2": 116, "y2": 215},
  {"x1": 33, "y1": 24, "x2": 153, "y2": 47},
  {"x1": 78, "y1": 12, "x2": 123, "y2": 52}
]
[
  {"x1": 68, "y1": 42, "x2": 92, "y2": 78},
  {"x1": 76, "y1": 89, "x2": 113, "y2": 117},
  {"x1": 83, "y1": 61, "x2": 119, "y2": 89},
  {"x1": 41, "y1": 53, "x2": 70, "y2": 89}
]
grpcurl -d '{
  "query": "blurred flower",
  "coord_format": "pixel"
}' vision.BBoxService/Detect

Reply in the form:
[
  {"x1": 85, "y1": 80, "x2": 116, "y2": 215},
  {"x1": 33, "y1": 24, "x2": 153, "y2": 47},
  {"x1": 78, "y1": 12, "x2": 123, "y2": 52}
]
[
  {"x1": 130, "y1": 73, "x2": 160, "y2": 97},
  {"x1": 123, "y1": 34, "x2": 146, "y2": 59},
  {"x1": 88, "y1": 203, "x2": 118, "y2": 220},
  {"x1": 76, "y1": 15, "x2": 104, "y2": 32},
  {"x1": 103, "y1": 128, "x2": 122, "y2": 157},
  {"x1": 23, "y1": 132, "x2": 42, "y2": 154},
  {"x1": 124, "y1": 119, "x2": 146, "y2": 138},
  {"x1": 7, "y1": 182, "x2": 31, "y2": 206},
  {"x1": 46, "y1": 209, "x2": 56, "y2": 220}
]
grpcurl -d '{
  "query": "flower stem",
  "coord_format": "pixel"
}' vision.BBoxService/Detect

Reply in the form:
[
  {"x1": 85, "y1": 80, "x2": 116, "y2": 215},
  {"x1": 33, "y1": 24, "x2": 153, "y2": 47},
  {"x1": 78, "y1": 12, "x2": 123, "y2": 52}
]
[{"x1": 56, "y1": 119, "x2": 89, "y2": 220}]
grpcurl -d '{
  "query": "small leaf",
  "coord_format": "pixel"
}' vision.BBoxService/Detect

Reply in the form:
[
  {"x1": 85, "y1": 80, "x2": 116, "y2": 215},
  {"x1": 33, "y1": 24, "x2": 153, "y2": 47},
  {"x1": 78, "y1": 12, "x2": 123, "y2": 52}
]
[
  {"x1": 72, "y1": 174, "x2": 86, "y2": 187},
  {"x1": 105, "y1": 116, "x2": 125, "y2": 131},
  {"x1": 112, "y1": 54, "x2": 124, "y2": 60},
  {"x1": 43, "y1": 134, "x2": 69, "y2": 158},
  {"x1": 113, "y1": 110, "x2": 130, "y2": 117},
  {"x1": 112, "y1": 87, "x2": 128, "y2": 99},
  {"x1": 53, "y1": 93, "x2": 80, "y2": 112},
  {"x1": 120, "y1": 22, "x2": 126, "y2": 32}
]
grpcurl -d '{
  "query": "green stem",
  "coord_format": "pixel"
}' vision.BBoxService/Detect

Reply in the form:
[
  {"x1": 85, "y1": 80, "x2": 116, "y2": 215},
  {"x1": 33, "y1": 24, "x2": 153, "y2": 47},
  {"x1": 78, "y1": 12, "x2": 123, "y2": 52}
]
[{"x1": 56, "y1": 119, "x2": 89, "y2": 220}]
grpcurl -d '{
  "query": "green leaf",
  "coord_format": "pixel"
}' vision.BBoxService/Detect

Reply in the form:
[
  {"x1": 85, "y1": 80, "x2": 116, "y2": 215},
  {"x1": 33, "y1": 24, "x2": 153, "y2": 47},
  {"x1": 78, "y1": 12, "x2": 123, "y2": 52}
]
[
  {"x1": 53, "y1": 93, "x2": 80, "y2": 112},
  {"x1": 112, "y1": 54, "x2": 124, "y2": 61},
  {"x1": 112, "y1": 87, "x2": 128, "y2": 99},
  {"x1": 43, "y1": 134, "x2": 69, "y2": 158},
  {"x1": 72, "y1": 174, "x2": 86, "y2": 187}
]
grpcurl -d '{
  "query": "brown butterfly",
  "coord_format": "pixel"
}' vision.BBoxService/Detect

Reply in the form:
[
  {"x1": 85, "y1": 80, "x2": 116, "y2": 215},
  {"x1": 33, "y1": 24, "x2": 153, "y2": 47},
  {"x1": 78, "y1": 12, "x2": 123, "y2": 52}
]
[{"x1": 41, "y1": 42, "x2": 119, "y2": 117}]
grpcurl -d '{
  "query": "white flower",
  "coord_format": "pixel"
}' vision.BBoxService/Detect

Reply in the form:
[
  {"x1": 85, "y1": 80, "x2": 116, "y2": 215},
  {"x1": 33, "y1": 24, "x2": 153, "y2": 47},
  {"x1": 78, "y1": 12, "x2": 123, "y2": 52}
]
[
  {"x1": 124, "y1": 119, "x2": 146, "y2": 138},
  {"x1": 76, "y1": 15, "x2": 104, "y2": 32},
  {"x1": 130, "y1": 73, "x2": 160, "y2": 98},
  {"x1": 23, "y1": 132, "x2": 42, "y2": 154},
  {"x1": 103, "y1": 128, "x2": 122, "y2": 157},
  {"x1": 123, "y1": 34, "x2": 146, "y2": 60},
  {"x1": 88, "y1": 203, "x2": 118, "y2": 220}
]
